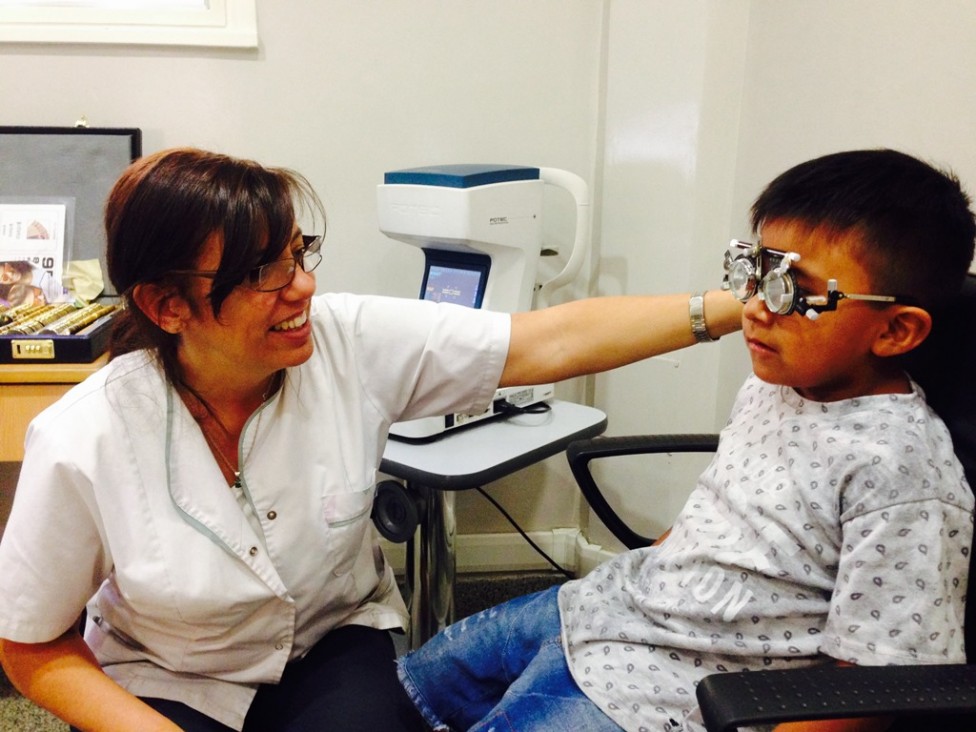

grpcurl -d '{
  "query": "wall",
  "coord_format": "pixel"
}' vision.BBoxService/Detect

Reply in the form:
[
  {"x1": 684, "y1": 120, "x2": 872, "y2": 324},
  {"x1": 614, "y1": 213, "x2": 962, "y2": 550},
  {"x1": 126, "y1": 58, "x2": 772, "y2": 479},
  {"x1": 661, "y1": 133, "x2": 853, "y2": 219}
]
[
  {"x1": 585, "y1": 0, "x2": 976, "y2": 552},
  {"x1": 4, "y1": 0, "x2": 976, "y2": 561},
  {"x1": 721, "y1": 0, "x2": 976, "y2": 416},
  {"x1": 585, "y1": 0, "x2": 751, "y2": 548},
  {"x1": 0, "y1": 0, "x2": 604, "y2": 538}
]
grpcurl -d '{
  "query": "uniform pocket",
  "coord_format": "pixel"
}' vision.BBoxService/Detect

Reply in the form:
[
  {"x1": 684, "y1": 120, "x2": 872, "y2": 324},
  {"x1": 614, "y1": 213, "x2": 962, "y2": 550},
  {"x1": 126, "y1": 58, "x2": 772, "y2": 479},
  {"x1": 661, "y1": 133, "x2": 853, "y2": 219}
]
[
  {"x1": 323, "y1": 487, "x2": 374, "y2": 526},
  {"x1": 323, "y1": 486, "x2": 375, "y2": 575}
]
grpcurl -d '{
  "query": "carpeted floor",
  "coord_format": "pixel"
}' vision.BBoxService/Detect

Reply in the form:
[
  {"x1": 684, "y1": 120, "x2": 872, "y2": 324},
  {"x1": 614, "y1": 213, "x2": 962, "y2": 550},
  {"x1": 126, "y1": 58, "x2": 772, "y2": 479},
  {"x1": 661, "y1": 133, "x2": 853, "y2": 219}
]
[
  {"x1": 0, "y1": 571, "x2": 566, "y2": 731},
  {"x1": 0, "y1": 674, "x2": 66, "y2": 732}
]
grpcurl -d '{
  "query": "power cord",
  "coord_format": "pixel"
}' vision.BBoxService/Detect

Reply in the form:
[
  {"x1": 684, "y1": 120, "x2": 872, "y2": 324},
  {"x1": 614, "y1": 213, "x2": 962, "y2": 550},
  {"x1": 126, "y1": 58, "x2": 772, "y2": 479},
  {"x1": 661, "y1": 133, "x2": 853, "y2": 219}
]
[
  {"x1": 475, "y1": 486, "x2": 575, "y2": 579},
  {"x1": 492, "y1": 399, "x2": 553, "y2": 416}
]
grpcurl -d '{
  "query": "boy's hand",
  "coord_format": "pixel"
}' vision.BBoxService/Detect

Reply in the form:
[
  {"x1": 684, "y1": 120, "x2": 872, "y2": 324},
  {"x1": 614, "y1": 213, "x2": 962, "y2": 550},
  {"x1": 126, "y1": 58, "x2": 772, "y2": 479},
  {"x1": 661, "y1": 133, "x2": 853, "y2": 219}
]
[{"x1": 774, "y1": 718, "x2": 892, "y2": 732}]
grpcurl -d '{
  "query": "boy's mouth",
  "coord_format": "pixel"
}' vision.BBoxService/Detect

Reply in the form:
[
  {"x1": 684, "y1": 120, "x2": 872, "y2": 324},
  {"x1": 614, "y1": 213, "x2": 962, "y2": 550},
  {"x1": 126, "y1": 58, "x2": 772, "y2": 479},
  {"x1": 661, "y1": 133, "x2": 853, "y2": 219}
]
[
  {"x1": 271, "y1": 310, "x2": 308, "y2": 332},
  {"x1": 745, "y1": 335, "x2": 775, "y2": 354}
]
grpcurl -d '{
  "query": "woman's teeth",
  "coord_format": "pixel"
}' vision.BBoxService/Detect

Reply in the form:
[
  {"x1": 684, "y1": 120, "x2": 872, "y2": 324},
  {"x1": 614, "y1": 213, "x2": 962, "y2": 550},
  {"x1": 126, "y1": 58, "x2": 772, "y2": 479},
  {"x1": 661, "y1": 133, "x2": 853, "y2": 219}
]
[{"x1": 272, "y1": 311, "x2": 308, "y2": 332}]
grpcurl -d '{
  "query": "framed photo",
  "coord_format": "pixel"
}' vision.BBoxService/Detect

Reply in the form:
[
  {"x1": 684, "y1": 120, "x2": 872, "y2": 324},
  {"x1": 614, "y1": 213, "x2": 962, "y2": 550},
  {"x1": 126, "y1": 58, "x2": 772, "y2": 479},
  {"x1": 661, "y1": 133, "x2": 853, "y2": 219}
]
[{"x1": 0, "y1": 199, "x2": 69, "y2": 307}]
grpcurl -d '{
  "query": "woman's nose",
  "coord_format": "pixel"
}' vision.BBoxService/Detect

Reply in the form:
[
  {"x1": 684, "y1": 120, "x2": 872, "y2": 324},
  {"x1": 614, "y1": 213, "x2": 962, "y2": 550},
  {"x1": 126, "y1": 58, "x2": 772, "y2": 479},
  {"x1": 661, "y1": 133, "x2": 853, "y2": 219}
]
[{"x1": 286, "y1": 262, "x2": 317, "y2": 298}]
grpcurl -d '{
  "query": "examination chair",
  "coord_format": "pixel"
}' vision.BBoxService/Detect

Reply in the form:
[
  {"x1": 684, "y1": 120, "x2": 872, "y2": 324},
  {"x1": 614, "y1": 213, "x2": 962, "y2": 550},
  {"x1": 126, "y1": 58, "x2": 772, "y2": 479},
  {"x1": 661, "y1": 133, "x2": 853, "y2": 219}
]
[{"x1": 566, "y1": 274, "x2": 976, "y2": 732}]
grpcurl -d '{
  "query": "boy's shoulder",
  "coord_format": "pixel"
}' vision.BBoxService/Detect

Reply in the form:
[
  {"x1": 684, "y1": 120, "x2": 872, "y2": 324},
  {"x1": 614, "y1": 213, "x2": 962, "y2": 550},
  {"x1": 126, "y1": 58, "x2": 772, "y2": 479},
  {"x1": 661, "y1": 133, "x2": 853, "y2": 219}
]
[
  {"x1": 730, "y1": 374, "x2": 959, "y2": 467},
  {"x1": 723, "y1": 376, "x2": 971, "y2": 520}
]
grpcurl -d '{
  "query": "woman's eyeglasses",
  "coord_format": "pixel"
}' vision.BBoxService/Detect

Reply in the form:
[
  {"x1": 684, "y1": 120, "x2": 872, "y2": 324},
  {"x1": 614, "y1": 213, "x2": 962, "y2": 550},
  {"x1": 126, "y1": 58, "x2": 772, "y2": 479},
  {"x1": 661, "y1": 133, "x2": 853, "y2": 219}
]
[
  {"x1": 172, "y1": 234, "x2": 323, "y2": 293},
  {"x1": 723, "y1": 239, "x2": 909, "y2": 320}
]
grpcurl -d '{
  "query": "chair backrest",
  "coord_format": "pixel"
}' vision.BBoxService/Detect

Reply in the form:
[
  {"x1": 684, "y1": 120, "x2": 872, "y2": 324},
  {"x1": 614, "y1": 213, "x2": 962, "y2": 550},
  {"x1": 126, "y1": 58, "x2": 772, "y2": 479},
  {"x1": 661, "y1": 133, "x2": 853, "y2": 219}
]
[{"x1": 900, "y1": 273, "x2": 976, "y2": 662}]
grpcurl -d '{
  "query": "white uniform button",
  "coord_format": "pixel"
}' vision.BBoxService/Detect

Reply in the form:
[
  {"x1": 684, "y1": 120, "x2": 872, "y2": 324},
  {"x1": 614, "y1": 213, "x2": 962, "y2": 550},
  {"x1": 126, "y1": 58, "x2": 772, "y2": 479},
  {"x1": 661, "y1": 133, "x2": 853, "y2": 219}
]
[
  {"x1": 275, "y1": 641, "x2": 284, "y2": 650},
  {"x1": 249, "y1": 546, "x2": 258, "y2": 556},
  {"x1": 267, "y1": 510, "x2": 277, "y2": 520}
]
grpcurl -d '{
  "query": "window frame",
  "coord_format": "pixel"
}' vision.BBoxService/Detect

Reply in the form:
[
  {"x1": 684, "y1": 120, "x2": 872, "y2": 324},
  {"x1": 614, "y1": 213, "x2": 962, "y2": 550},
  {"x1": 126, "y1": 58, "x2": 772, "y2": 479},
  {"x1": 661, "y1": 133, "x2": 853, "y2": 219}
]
[{"x1": 0, "y1": 0, "x2": 258, "y2": 48}]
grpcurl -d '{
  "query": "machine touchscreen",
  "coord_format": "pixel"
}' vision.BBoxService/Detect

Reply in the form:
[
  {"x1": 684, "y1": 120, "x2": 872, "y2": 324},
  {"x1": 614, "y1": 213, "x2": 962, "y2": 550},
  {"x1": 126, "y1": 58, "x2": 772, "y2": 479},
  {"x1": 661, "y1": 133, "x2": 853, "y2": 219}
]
[{"x1": 420, "y1": 251, "x2": 490, "y2": 309}]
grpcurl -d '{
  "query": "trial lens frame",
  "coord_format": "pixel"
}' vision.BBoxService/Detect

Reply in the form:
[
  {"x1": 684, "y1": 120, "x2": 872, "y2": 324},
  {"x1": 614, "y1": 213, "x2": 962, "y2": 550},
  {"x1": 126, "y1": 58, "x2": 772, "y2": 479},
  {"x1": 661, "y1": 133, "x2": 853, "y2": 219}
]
[{"x1": 722, "y1": 239, "x2": 906, "y2": 320}]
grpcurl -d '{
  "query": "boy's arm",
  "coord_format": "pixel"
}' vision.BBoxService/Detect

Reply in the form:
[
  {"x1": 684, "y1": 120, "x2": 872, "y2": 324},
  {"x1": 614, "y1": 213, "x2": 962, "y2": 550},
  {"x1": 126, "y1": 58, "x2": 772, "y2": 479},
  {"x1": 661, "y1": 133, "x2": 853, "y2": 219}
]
[{"x1": 0, "y1": 630, "x2": 181, "y2": 732}]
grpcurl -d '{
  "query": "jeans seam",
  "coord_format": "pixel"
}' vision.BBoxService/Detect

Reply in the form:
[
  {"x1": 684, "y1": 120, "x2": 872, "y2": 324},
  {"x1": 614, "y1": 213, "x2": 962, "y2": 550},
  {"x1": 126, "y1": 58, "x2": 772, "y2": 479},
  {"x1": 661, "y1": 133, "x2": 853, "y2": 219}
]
[
  {"x1": 500, "y1": 586, "x2": 558, "y2": 683},
  {"x1": 396, "y1": 658, "x2": 452, "y2": 732}
]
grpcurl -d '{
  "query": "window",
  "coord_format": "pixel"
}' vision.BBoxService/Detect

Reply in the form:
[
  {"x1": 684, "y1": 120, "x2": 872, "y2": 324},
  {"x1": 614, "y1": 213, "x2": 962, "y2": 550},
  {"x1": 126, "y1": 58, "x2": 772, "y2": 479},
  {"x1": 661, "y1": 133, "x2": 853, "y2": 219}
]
[{"x1": 0, "y1": 0, "x2": 258, "y2": 48}]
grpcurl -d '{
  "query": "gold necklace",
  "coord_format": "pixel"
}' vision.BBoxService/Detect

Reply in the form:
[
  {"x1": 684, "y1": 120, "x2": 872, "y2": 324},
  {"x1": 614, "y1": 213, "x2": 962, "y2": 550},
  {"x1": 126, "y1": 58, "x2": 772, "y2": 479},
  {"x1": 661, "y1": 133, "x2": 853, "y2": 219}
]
[
  {"x1": 179, "y1": 387, "x2": 241, "y2": 487},
  {"x1": 176, "y1": 372, "x2": 282, "y2": 489},
  {"x1": 198, "y1": 413, "x2": 241, "y2": 488}
]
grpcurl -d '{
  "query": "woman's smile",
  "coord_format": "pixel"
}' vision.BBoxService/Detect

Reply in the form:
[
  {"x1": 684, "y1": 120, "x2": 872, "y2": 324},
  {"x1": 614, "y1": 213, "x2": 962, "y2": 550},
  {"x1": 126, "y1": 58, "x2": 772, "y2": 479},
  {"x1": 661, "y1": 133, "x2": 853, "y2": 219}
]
[{"x1": 272, "y1": 309, "x2": 310, "y2": 332}]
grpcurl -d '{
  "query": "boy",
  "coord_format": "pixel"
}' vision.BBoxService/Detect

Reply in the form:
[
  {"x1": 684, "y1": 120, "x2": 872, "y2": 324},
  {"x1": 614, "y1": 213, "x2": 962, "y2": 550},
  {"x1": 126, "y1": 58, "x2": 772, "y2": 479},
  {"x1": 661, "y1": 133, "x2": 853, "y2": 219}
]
[{"x1": 396, "y1": 149, "x2": 976, "y2": 732}]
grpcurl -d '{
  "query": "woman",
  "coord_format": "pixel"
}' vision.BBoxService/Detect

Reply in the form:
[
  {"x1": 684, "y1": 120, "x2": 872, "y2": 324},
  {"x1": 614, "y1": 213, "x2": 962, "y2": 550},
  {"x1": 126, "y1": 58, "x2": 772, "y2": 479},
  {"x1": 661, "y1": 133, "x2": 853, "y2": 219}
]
[
  {"x1": 0, "y1": 260, "x2": 34, "y2": 285},
  {"x1": 0, "y1": 148, "x2": 742, "y2": 732}
]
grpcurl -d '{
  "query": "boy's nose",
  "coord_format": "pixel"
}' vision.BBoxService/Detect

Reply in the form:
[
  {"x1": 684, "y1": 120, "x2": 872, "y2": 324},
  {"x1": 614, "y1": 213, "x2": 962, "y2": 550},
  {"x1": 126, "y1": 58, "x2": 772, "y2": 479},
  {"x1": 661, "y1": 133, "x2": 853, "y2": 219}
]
[{"x1": 743, "y1": 293, "x2": 774, "y2": 323}]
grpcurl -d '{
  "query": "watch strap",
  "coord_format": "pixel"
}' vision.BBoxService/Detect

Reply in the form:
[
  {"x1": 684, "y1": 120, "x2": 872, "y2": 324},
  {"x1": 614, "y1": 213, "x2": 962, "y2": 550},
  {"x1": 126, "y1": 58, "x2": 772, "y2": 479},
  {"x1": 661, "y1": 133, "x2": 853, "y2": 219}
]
[{"x1": 690, "y1": 292, "x2": 718, "y2": 343}]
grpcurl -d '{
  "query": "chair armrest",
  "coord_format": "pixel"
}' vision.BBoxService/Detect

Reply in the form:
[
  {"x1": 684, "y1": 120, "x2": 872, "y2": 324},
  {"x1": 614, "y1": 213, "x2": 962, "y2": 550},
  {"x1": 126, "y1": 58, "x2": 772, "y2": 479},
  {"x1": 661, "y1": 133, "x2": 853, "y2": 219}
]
[
  {"x1": 566, "y1": 434, "x2": 719, "y2": 550},
  {"x1": 696, "y1": 664, "x2": 976, "y2": 732}
]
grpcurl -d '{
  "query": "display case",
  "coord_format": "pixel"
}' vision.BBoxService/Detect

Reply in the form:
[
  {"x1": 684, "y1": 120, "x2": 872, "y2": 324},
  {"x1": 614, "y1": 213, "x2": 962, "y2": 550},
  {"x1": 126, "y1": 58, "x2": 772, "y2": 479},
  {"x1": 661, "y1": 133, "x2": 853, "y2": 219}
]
[{"x1": 0, "y1": 125, "x2": 140, "y2": 363}]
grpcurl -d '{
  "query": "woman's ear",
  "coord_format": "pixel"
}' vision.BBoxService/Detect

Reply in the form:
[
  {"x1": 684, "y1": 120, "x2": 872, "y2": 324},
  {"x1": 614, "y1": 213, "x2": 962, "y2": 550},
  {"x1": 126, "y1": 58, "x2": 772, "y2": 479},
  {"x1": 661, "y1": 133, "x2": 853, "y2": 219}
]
[
  {"x1": 131, "y1": 282, "x2": 191, "y2": 334},
  {"x1": 872, "y1": 305, "x2": 932, "y2": 358}
]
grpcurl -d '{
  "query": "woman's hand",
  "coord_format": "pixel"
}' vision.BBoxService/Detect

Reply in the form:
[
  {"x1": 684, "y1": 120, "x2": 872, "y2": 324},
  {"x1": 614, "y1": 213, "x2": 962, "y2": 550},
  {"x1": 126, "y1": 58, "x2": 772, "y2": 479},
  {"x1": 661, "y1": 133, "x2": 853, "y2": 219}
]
[{"x1": 0, "y1": 629, "x2": 183, "y2": 732}]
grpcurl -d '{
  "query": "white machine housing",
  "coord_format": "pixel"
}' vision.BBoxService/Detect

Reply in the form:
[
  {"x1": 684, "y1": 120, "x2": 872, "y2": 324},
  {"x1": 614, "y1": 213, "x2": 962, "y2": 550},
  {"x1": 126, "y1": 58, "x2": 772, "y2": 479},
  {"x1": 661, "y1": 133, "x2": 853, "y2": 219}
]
[{"x1": 378, "y1": 164, "x2": 590, "y2": 440}]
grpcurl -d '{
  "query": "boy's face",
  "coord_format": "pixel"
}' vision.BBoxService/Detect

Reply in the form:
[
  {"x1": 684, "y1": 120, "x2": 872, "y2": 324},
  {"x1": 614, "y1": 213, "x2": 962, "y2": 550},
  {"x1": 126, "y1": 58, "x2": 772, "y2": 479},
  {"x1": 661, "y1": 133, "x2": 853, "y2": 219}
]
[{"x1": 742, "y1": 218, "x2": 907, "y2": 402}]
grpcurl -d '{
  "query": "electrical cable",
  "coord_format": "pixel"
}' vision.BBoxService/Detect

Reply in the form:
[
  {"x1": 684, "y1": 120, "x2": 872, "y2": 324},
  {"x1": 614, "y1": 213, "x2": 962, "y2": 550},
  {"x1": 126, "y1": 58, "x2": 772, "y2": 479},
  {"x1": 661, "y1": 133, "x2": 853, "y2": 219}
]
[
  {"x1": 493, "y1": 400, "x2": 553, "y2": 416},
  {"x1": 475, "y1": 486, "x2": 575, "y2": 579}
]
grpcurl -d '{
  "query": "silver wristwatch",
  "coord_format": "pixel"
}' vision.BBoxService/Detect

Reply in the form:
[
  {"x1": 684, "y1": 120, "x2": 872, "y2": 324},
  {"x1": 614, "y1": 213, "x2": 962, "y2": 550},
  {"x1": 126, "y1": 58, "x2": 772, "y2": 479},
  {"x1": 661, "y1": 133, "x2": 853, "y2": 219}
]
[{"x1": 689, "y1": 292, "x2": 718, "y2": 343}]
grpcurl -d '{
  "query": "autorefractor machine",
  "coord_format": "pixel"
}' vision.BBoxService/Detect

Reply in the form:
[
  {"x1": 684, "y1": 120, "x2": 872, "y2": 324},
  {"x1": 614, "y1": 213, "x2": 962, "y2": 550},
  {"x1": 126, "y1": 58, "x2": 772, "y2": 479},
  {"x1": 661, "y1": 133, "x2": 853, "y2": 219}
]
[{"x1": 376, "y1": 163, "x2": 591, "y2": 441}]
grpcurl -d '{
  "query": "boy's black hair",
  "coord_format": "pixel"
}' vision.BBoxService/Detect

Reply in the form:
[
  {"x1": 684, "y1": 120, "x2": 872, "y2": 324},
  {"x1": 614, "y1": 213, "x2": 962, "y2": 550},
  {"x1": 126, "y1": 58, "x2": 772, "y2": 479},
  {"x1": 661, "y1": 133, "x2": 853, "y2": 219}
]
[{"x1": 751, "y1": 149, "x2": 976, "y2": 310}]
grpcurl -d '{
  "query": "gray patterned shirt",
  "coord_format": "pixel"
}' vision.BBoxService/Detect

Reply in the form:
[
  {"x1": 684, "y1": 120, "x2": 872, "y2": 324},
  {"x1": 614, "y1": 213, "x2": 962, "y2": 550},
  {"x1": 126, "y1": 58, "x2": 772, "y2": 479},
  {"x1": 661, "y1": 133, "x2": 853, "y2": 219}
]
[{"x1": 559, "y1": 375, "x2": 973, "y2": 732}]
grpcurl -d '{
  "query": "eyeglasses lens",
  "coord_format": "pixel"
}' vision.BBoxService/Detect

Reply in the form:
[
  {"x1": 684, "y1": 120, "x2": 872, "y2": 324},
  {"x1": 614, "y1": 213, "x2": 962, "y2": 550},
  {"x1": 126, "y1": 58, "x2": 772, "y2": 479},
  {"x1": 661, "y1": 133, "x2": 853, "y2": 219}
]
[
  {"x1": 248, "y1": 236, "x2": 322, "y2": 292},
  {"x1": 727, "y1": 258, "x2": 757, "y2": 302},
  {"x1": 760, "y1": 269, "x2": 796, "y2": 314},
  {"x1": 301, "y1": 236, "x2": 323, "y2": 275}
]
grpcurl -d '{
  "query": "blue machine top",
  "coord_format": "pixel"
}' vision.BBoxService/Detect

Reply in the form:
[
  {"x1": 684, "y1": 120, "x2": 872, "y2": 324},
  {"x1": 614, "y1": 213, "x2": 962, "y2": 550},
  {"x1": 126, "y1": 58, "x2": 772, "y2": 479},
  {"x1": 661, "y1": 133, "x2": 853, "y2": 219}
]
[{"x1": 383, "y1": 164, "x2": 540, "y2": 188}]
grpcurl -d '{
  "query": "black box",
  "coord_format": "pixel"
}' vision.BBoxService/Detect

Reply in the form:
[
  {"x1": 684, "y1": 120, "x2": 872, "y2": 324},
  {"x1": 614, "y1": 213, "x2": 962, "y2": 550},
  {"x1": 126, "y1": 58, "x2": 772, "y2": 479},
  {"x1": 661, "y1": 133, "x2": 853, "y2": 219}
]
[
  {"x1": 0, "y1": 126, "x2": 138, "y2": 365},
  {"x1": 0, "y1": 309, "x2": 117, "y2": 364},
  {"x1": 0, "y1": 126, "x2": 142, "y2": 295}
]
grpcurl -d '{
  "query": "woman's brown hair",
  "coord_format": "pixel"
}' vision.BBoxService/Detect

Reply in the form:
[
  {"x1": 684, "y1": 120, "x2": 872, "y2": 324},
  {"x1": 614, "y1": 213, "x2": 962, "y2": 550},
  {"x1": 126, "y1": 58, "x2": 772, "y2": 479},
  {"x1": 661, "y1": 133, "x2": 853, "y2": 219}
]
[{"x1": 106, "y1": 147, "x2": 324, "y2": 383}]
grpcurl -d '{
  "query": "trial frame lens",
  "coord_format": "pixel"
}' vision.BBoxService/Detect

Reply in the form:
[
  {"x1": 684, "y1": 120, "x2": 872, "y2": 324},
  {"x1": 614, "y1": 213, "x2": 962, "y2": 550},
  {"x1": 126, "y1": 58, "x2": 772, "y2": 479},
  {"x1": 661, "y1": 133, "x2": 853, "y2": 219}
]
[{"x1": 723, "y1": 239, "x2": 767, "y2": 302}]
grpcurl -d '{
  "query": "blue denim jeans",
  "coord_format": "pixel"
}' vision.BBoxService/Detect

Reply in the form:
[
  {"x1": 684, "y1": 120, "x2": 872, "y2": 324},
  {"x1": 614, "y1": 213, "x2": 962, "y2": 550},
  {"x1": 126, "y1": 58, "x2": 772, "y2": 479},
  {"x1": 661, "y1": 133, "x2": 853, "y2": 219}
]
[{"x1": 397, "y1": 586, "x2": 623, "y2": 732}]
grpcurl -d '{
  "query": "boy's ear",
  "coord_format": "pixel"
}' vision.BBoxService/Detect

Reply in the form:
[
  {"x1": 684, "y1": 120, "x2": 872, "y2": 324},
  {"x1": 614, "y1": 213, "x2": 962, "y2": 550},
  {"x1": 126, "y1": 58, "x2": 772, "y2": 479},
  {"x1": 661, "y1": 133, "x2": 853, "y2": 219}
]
[
  {"x1": 131, "y1": 282, "x2": 191, "y2": 334},
  {"x1": 872, "y1": 305, "x2": 932, "y2": 358}
]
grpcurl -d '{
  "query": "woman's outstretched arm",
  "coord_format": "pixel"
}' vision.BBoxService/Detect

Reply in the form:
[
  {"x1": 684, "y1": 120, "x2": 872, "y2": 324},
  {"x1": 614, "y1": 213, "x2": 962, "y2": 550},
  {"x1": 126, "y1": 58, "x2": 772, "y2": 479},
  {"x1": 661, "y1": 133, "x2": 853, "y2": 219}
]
[{"x1": 501, "y1": 290, "x2": 741, "y2": 387}]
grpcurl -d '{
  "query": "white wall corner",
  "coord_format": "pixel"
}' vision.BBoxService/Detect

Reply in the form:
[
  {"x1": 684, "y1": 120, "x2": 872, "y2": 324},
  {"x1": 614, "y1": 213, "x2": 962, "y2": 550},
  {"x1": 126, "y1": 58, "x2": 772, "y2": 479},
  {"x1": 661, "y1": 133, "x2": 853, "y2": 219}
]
[{"x1": 381, "y1": 527, "x2": 618, "y2": 578}]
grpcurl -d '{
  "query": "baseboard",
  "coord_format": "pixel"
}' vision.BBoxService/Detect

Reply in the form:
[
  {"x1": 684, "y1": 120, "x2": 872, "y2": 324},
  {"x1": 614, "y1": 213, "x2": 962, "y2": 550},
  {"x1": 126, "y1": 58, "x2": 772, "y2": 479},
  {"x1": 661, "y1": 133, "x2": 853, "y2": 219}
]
[{"x1": 381, "y1": 529, "x2": 617, "y2": 576}]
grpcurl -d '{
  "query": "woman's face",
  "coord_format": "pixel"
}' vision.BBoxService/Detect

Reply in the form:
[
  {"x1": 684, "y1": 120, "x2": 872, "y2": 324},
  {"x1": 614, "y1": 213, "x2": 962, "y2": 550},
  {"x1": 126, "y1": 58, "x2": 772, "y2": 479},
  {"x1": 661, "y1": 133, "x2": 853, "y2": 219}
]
[
  {"x1": 1, "y1": 262, "x2": 22, "y2": 284},
  {"x1": 176, "y1": 230, "x2": 317, "y2": 388}
]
